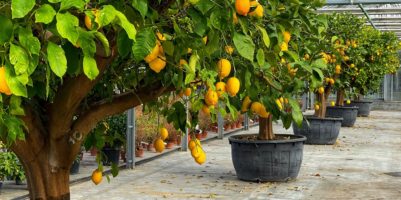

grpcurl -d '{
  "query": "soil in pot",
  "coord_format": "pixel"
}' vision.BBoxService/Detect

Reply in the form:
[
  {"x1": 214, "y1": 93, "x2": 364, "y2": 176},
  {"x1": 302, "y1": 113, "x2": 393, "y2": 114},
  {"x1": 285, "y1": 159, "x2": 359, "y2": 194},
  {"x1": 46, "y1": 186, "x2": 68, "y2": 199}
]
[
  {"x1": 229, "y1": 134, "x2": 306, "y2": 182},
  {"x1": 293, "y1": 116, "x2": 342, "y2": 145},
  {"x1": 326, "y1": 106, "x2": 358, "y2": 127}
]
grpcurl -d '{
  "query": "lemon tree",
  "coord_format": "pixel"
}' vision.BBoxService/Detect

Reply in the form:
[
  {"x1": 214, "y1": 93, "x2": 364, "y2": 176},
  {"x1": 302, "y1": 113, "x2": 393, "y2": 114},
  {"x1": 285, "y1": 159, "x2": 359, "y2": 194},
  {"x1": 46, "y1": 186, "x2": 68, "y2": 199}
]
[{"x1": 0, "y1": 0, "x2": 328, "y2": 199}]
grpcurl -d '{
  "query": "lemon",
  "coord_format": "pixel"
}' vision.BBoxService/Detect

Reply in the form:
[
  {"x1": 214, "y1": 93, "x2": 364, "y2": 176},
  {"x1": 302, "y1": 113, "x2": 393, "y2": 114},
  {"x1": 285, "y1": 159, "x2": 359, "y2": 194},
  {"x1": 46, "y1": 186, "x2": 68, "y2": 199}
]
[
  {"x1": 318, "y1": 87, "x2": 324, "y2": 94},
  {"x1": 154, "y1": 139, "x2": 165, "y2": 153},
  {"x1": 226, "y1": 77, "x2": 240, "y2": 97},
  {"x1": 195, "y1": 151, "x2": 206, "y2": 165},
  {"x1": 235, "y1": 0, "x2": 251, "y2": 16},
  {"x1": 241, "y1": 96, "x2": 252, "y2": 112},
  {"x1": 0, "y1": 67, "x2": 12, "y2": 95},
  {"x1": 91, "y1": 169, "x2": 102, "y2": 185},
  {"x1": 283, "y1": 31, "x2": 291, "y2": 43},
  {"x1": 179, "y1": 59, "x2": 188, "y2": 68},
  {"x1": 201, "y1": 104, "x2": 210, "y2": 115},
  {"x1": 225, "y1": 45, "x2": 234, "y2": 55},
  {"x1": 205, "y1": 89, "x2": 218, "y2": 106},
  {"x1": 149, "y1": 56, "x2": 166, "y2": 73},
  {"x1": 280, "y1": 42, "x2": 288, "y2": 52},
  {"x1": 249, "y1": 2, "x2": 263, "y2": 18},
  {"x1": 276, "y1": 99, "x2": 283, "y2": 110},
  {"x1": 215, "y1": 82, "x2": 226, "y2": 97},
  {"x1": 217, "y1": 59, "x2": 231, "y2": 79},
  {"x1": 156, "y1": 32, "x2": 166, "y2": 41},
  {"x1": 184, "y1": 88, "x2": 192, "y2": 97},
  {"x1": 191, "y1": 146, "x2": 203, "y2": 159},
  {"x1": 160, "y1": 128, "x2": 168, "y2": 140},
  {"x1": 314, "y1": 104, "x2": 320, "y2": 111},
  {"x1": 144, "y1": 45, "x2": 160, "y2": 63}
]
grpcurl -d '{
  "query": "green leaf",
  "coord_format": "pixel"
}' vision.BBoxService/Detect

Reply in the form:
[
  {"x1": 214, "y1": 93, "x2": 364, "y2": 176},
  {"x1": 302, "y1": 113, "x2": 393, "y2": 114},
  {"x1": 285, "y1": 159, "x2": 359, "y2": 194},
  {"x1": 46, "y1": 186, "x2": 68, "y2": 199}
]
[
  {"x1": 194, "y1": 0, "x2": 214, "y2": 14},
  {"x1": 132, "y1": 0, "x2": 148, "y2": 18},
  {"x1": 83, "y1": 56, "x2": 99, "y2": 80},
  {"x1": 188, "y1": 8, "x2": 206, "y2": 36},
  {"x1": 288, "y1": 98, "x2": 303, "y2": 126},
  {"x1": 9, "y1": 96, "x2": 25, "y2": 116},
  {"x1": 98, "y1": 5, "x2": 117, "y2": 27},
  {"x1": 12, "y1": 0, "x2": 35, "y2": 19},
  {"x1": 47, "y1": 42, "x2": 67, "y2": 78},
  {"x1": 284, "y1": 51, "x2": 299, "y2": 61},
  {"x1": 257, "y1": 26, "x2": 270, "y2": 48},
  {"x1": 95, "y1": 32, "x2": 110, "y2": 57},
  {"x1": 9, "y1": 44, "x2": 30, "y2": 75},
  {"x1": 256, "y1": 48, "x2": 265, "y2": 67},
  {"x1": 5, "y1": 63, "x2": 27, "y2": 97},
  {"x1": 162, "y1": 41, "x2": 174, "y2": 56},
  {"x1": 35, "y1": 4, "x2": 56, "y2": 24},
  {"x1": 312, "y1": 68, "x2": 324, "y2": 82},
  {"x1": 60, "y1": 0, "x2": 85, "y2": 11},
  {"x1": 117, "y1": 30, "x2": 132, "y2": 58},
  {"x1": 56, "y1": 12, "x2": 80, "y2": 45},
  {"x1": 210, "y1": 10, "x2": 227, "y2": 31},
  {"x1": 185, "y1": 73, "x2": 195, "y2": 85},
  {"x1": 115, "y1": 12, "x2": 137, "y2": 40},
  {"x1": 0, "y1": 15, "x2": 13, "y2": 45},
  {"x1": 77, "y1": 30, "x2": 96, "y2": 56},
  {"x1": 233, "y1": 32, "x2": 255, "y2": 62},
  {"x1": 48, "y1": 0, "x2": 61, "y2": 3},
  {"x1": 4, "y1": 115, "x2": 25, "y2": 144},
  {"x1": 19, "y1": 28, "x2": 41, "y2": 56},
  {"x1": 111, "y1": 163, "x2": 119, "y2": 177},
  {"x1": 132, "y1": 28, "x2": 156, "y2": 61}
]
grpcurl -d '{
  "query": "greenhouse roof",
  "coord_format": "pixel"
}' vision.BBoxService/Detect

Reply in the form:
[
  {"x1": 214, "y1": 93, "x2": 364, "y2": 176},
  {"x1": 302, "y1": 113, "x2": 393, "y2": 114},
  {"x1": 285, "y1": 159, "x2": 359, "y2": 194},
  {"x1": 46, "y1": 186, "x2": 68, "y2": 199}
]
[{"x1": 318, "y1": 0, "x2": 401, "y2": 38}]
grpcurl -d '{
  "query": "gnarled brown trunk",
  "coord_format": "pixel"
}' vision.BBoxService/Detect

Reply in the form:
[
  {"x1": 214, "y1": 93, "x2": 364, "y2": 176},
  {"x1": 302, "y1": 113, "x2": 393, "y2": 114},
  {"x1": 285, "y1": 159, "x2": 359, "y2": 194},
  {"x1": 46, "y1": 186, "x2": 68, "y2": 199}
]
[
  {"x1": 314, "y1": 92, "x2": 326, "y2": 118},
  {"x1": 336, "y1": 89, "x2": 345, "y2": 106},
  {"x1": 258, "y1": 115, "x2": 274, "y2": 140}
]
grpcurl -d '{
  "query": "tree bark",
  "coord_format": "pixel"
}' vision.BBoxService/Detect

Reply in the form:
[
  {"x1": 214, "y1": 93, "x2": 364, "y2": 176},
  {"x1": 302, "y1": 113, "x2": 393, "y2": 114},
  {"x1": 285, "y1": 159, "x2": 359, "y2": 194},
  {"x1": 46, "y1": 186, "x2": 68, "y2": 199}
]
[
  {"x1": 258, "y1": 115, "x2": 274, "y2": 140},
  {"x1": 336, "y1": 89, "x2": 345, "y2": 106},
  {"x1": 314, "y1": 92, "x2": 327, "y2": 118}
]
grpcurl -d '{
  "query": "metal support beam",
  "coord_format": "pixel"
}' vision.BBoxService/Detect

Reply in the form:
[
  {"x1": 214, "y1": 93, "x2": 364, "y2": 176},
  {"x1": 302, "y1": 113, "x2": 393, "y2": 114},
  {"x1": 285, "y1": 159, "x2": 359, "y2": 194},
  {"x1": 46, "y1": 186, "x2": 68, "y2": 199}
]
[
  {"x1": 217, "y1": 111, "x2": 224, "y2": 139},
  {"x1": 244, "y1": 113, "x2": 249, "y2": 131},
  {"x1": 181, "y1": 101, "x2": 189, "y2": 151},
  {"x1": 358, "y1": 4, "x2": 377, "y2": 29},
  {"x1": 126, "y1": 109, "x2": 135, "y2": 169}
]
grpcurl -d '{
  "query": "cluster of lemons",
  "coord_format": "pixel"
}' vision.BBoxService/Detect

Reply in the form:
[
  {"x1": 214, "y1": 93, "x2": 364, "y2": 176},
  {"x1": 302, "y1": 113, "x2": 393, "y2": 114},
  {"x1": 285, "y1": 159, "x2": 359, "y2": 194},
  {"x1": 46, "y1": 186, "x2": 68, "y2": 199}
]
[
  {"x1": 241, "y1": 96, "x2": 288, "y2": 118},
  {"x1": 0, "y1": 67, "x2": 12, "y2": 95},
  {"x1": 144, "y1": 33, "x2": 167, "y2": 73},
  {"x1": 234, "y1": 0, "x2": 264, "y2": 18},
  {"x1": 188, "y1": 138, "x2": 206, "y2": 165},
  {"x1": 154, "y1": 127, "x2": 169, "y2": 153}
]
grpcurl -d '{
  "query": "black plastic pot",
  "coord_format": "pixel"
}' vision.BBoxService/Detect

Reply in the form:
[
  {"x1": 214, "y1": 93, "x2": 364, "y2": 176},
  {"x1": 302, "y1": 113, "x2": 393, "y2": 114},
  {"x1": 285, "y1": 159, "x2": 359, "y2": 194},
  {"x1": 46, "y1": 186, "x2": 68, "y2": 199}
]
[
  {"x1": 345, "y1": 100, "x2": 373, "y2": 117},
  {"x1": 102, "y1": 147, "x2": 120, "y2": 166},
  {"x1": 0, "y1": 181, "x2": 3, "y2": 190},
  {"x1": 70, "y1": 160, "x2": 80, "y2": 175},
  {"x1": 292, "y1": 116, "x2": 342, "y2": 145},
  {"x1": 15, "y1": 177, "x2": 24, "y2": 185},
  {"x1": 229, "y1": 134, "x2": 306, "y2": 182},
  {"x1": 326, "y1": 106, "x2": 358, "y2": 127}
]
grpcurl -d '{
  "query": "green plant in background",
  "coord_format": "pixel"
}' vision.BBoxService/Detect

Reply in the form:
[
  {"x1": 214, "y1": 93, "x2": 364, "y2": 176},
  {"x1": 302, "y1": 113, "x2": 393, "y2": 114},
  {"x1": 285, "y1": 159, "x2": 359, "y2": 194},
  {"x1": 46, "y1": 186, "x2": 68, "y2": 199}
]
[{"x1": 0, "y1": 151, "x2": 25, "y2": 182}]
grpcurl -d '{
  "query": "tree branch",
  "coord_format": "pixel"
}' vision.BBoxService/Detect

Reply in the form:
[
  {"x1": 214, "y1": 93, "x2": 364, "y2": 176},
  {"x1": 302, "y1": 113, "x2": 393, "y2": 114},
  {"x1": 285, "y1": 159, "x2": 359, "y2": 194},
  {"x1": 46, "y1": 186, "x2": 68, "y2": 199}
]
[{"x1": 47, "y1": 44, "x2": 117, "y2": 140}]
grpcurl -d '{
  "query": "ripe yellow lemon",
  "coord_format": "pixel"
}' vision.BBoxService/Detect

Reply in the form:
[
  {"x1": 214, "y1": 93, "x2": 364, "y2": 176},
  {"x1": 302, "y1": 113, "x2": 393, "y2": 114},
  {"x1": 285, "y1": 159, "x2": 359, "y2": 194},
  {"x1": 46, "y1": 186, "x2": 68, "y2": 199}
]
[
  {"x1": 188, "y1": 140, "x2": 196, "y2": 150},
  {"x1": 154, "y1": 139, "x2": 165, "y2": 153},
  {"x1": 346, "y1": 100, "x2": 351, "y2": 104},
  {"x1": 156, "y1": 32, "x2": 166, "y2": 41},
  {"x1": 91, "y1": 169, "x2": 102, "y2": 185},
  {"x1": 280, "y1": 42, "x2": 288, "y2": 52},
  {"x1": 191, "y1": 146, "x2": 203, "y2": 159},
  {"x1": 225, "y1": 45, "x2": 234, "y2": 55},
  {"x1": 202, "y1": 36, "x2": 208, "y2": 44},
  {"x1": 215, "y1": 82, "x2": 226, "y2": 97},
  {"x1": 149, "y1": 56, "x2": 166, "y2": 73},
  {"x1": 283, "y1": 31, "x2": 291, "y2": 43},
  {"x1": 235, "y1": 0, "x2": 251, "y2": 16},
  {"x1": 329, "y1": 78, "x2": 335, "y2": 85},
  {"x1": 160, "y1": 127, "x2": 168, "y2": 140},
  {"x1": 217, "y1": 59, "x2": 231, "y2": 79},
  {"x1": 314, "y1": 104, "x2": 320, "y2": 111},
  {"x1": 0, "y1": 67, "x2": 11, "y2": 95},
  {"x1": 195, "y1": 151, "x2": 206, "y2": 165},
  {"x1": 318, "y1": 87, "x2": 324, "y2": 94},
  {"x1": 184, "y1": 88, "x2": 192, "y2": 97},
  {"x1": 276, "y1": 99, "x2": 283, "y2": 110},
  {"x1": 331, "y1": 101, "x2": 335, "y2": 106},
  {"x1": 205, "y1": 89, "x2": 218, "y2": 106},
  {"x1": 250, "y1": 102, "x2": 263, "y2": 114},
  {"x1": 241, "y1": 96, "x2": 252, "y2": 112},
  {"x1": 249, "y1": 2, "x2": 263, "y2": 18},
  {"x1": 84, "y1": 10, "x2": 98, "y2": 30},
  {"x1": 144, "y1": 45, "x2": 160, "y2": 63},
  {"x1": 226, "y1": 77, "x2": 240, "y2": 97}
]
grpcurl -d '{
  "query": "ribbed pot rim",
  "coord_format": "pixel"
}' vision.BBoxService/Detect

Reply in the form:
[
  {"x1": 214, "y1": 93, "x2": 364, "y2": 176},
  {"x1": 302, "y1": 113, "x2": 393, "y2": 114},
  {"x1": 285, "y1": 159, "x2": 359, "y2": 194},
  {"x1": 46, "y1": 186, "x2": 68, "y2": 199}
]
[{"x1": 229, "y1": 134, "x2": 306, "y2": 144}]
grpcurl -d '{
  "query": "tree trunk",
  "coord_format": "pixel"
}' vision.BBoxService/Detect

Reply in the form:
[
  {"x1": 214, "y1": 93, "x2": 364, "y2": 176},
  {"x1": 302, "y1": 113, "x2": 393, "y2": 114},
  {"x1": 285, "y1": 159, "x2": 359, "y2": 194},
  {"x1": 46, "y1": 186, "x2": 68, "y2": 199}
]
[
  {"x1": 336, "y1": 89, "x2": 345, "y2": 106},
  {"x1": 314, "y1": 92, "x2": 326, "y2": 118},
  {"x1": 258, "y1": 115, "x2": 274, "y2": 140}
]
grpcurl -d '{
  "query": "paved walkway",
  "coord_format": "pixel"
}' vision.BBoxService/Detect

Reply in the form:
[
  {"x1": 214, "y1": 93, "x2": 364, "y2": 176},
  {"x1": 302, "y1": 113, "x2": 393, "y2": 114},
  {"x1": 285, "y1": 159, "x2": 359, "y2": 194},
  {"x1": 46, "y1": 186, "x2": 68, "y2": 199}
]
[{"x1": 3, "y1": 111, "x2": 401, "y2": 199}]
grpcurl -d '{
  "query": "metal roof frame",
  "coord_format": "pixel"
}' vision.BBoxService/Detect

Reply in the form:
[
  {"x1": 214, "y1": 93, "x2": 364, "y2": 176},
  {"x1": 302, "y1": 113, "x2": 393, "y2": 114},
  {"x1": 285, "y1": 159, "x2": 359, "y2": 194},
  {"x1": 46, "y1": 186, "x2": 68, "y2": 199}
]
[{"x1": 319, "y1": 1, "x2": 401, "y2": 38}]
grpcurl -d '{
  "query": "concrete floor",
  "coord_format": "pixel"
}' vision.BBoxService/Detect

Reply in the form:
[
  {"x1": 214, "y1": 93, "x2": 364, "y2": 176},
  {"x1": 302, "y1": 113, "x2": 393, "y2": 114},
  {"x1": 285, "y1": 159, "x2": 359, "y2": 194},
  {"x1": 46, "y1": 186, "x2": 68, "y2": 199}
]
[{"x1": 2, "y1": 111, "x2": 401, "y2": 200}]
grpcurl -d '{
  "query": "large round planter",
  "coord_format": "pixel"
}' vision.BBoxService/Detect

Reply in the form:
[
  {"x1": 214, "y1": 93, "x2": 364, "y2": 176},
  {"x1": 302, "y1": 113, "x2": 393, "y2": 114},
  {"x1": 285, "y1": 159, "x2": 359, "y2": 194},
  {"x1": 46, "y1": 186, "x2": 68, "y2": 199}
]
[
  {"x1": 229, "y1": 134, "x2": 306, "y2": 182},
  {"x1": 326, "y1": 106, "x2": 358, "y2": 127},
  {"x1": 292, "y1": 116, "x2": 342, "y2": 145},
  {"x1": 102, "y1": 147, "x2": 120, "y2": 166},
  {"x1": 346, "y1": 100, "x2": 373, "y2": 117},
  {"x1": 69, "y1": 160, "x2": 80, "y2": 174}
]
